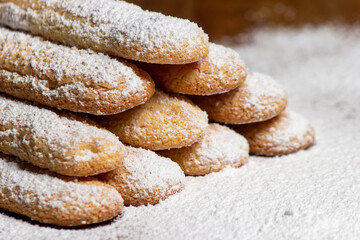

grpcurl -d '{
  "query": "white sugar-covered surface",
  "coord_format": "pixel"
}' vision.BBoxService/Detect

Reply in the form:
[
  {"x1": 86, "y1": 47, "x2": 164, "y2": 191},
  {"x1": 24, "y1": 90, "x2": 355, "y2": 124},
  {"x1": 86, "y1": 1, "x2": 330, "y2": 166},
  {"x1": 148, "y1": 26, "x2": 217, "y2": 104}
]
[
  {"x1": 208, "y1": 42, "x2": 245, "y2": 68},
  {"x1": 0, "y1": 0, "x2": 208, "y2": 63},
  {"x1": 243, "y1": 71, "x2": 288, "y2": 120},
  {"x1": 1, "y1": 24, "x2": 360, "y2": 239},
  {"x1": 121, "y1": 147, "x2": 185, "y2": 195}
]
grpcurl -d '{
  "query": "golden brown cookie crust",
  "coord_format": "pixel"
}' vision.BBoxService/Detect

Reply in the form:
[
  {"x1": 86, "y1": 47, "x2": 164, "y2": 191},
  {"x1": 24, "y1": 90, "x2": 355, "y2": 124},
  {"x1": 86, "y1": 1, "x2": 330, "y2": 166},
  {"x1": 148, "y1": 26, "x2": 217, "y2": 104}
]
[
  {"x1": 137, "y1": 43, "x2": 247, "y2": 95},
  {"x1": 95, "y1": 91, "x2": 209, "y2": 150},
  {"x1": 98, "y1": 147, "x2": 185, "y2": 206},
  {"x1": 232, "y1": 111, "x2": 315, "y2": 155},
  {"x1": 0, "y1": 0, "x2": 209, "y2": 64},
  {"x1": 0, "y1": 153, "x2": 123, "y2": 226},
  {"x1": 159, "y1": 123, "x2": 249, "y2": 175},
  {"x1": 190, "y1": 72, "x2": 288, "y2": 124},
  {"x1": 0, "y1": 94, "x2": 126, "y2": 176},
  {"x1": 0, "y1": 27, "x2": 155, "y2": 115}
]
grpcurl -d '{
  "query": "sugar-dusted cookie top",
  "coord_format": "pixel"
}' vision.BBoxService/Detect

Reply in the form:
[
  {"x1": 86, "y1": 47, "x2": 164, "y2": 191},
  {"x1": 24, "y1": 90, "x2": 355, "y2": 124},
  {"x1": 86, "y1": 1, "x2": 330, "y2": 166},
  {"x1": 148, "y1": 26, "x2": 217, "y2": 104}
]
[
  {"x1": 138, "y1": 43, "x2": 247, "y2": 95},
  {"x1": 98, "y1": 146, "x2": 185, "y2": 206},
  {"x1": 233, "y1": 111, "x2": 315, "y2": 155},
  {"x1": 0, "y1": 153, "x2": 123, "y2": 226},
  {"x1": 0, "y1": 0, "x2": 209, "y2": 64},
  {"x1": 0, "y1": 94, "x2": 126, "y2": 176},
  {"x1": 159, "y1": 123, "x2": 249, "y2": 175},
  {"x1": 95, "y1": 90, "x2": 208, "y2": 150},
  {"x1": 0, "y1": 27, "x2": 155, "y2": 115},
  {"x1": 191, "y1": 72, "x2": 288, "y2": 124}
]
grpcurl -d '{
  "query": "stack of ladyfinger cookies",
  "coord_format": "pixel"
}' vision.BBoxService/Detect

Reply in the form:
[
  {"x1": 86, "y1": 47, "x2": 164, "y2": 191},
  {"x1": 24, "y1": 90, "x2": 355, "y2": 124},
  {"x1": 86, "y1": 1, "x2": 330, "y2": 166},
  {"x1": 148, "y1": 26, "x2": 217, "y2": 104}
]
[{"x1": 0, "y1": 0, "x2": 315, "y2": 227}]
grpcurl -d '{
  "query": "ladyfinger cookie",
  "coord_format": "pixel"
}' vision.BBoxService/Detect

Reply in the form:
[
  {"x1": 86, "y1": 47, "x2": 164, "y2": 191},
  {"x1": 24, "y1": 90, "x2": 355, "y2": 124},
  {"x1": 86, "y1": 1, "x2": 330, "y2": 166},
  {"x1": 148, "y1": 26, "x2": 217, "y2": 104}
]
[
  {"x1": 191, "y1": 72, "x2": 288, "y2": 124},
  {"x1": 159, "y1": 123, "x2": 249, "y2": 175},
  {"x1": 0, "y1": 0, "x2": 209, "y2": 64},
  {"x1": 137, "y1": 43, "x2": 247, "y2": 95},
  {"x1": 0, "y1": 94, "x2": 125, "y2": 176},
  {"x1": 0, "y1": 153, "x2": 123, "y2": 226},
  {"x1": 98, "y1": 147, "x2": 185, "y2": 206},
  {"x1": 232, "y1": 111, "x2": 315, "y2": 155},
  {"x1": 95, "y1": 91, "x2": 209, "y2": 150},
  {"x1": 0, "y1": 27, "x2": 155, "y2": 115}
]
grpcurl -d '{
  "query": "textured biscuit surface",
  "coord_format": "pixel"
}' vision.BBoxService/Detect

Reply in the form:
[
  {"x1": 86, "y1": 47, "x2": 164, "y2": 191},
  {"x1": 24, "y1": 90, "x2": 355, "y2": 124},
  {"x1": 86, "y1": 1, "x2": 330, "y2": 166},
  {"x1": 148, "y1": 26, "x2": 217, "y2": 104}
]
[
  {"x1": 137, "y1": 43, "x2": 247, "y2": 95},
  {"x1": 95, "y1": 91, "x2": 208, "y2": 150},
  {"x1": 0, "y1": 94, "x2": 126, "y2": 176},
  {"x1": 233, "y1": 111, "x2": 315, "y2": 155},
  {"x1": 98, "y1": 147, "x2": 185, "y2": 206},
  {"x1": 159, "y1": 123, "x2": 249, "y2": 175},
  {"x1": 191, "y1": 72, "x2": 288, "y2": 124},
  {"x1": 0, "y1": 27, "x2": 155, "y2": 115},
  {"x1": 0, "y1": 0, "x2": 209, "y2": 64},
  {"x1": 0, "y1": 153, "x2": 123, "y2": 226}
]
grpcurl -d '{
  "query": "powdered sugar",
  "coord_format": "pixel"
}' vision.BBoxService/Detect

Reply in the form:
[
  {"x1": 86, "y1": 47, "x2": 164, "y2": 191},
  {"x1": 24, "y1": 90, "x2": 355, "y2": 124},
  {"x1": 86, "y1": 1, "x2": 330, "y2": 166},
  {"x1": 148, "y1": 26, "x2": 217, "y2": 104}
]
[
  {"x1": 0, "y1": 27, "x2": 149, "y2": 115},
  {"x1": 234, "y1": 110, "x2": 315, "y2": 155},
  {"x1": 202, "y1": 43, "x2": 247, "y2": 92},
  {"x1": 194, "y1": 124, "x2": 249, "y2": 166},
  {"x1": 0, "y1": 27, "x2": 128, "y2": 87},
  {"x1": 0, "y1": 153, "x2": 122, "y2": 224},
  {"x1": 159, "y1": 123, "x2": 249, "y2": 175},
  {"x1": 122, "y1": 147, "x2": 185, "y2": 195},
  {"x1": 0, "y1": 95, "x2": 121, "y2": 171},
  {"x1": 207, "y1": 42, "x2": 246, "y2": 70},
  {"x1": 262, "y1": 111, "x2": 314, "y2": 153},
  {"x1": 0, "y1": 0, "x2": 208, "y2": 63},
  {"x1": 243, "y1": 72, "x2": 287, "y2": 113},
  {"x1": 191, "y1": 70, "x2": 287, "y2": 124},
  {"x1": 1, "y1": 25, "x2": 360, "y2": 239}
]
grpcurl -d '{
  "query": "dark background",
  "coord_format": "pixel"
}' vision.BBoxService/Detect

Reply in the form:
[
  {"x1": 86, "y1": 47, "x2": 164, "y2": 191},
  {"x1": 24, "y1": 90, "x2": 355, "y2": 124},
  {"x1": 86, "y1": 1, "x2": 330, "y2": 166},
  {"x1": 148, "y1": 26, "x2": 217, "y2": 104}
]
[{"x1": 128, "y1": 0, "x2": 360, "y2": 41}]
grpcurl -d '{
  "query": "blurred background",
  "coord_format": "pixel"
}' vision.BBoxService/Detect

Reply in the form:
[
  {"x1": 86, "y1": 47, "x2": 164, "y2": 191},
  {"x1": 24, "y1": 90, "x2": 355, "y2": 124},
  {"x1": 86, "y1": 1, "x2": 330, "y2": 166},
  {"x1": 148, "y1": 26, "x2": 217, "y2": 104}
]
[{"x1": 128, "y1": 0, "x2": 360, "y2": 41}]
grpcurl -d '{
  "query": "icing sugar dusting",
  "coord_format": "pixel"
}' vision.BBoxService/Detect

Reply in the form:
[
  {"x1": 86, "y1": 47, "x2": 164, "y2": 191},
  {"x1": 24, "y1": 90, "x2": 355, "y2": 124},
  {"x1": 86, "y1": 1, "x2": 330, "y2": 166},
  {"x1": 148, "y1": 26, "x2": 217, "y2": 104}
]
[
  {"x1": 0, "y1": 95, "x2": 120, "y2": 168},
  {"x1": 122, "y1": 147, "x2": 185, "y2": 195},
  {"x1": 195, "y1": 124, "x2": 249, "y2": 166},
  {"x1": 50, "y1": 0, "x2": 205, "y2": 49},
  {"x1": 159, "y1": 123, "x2": 249, "y2": 175},
  {"x1": 0, "y1": 153, "x2": 122, "y2": 224},
  {"x1": 207, "y1": 43, "x2": 246, "y2": 70},
  {"x1": 0, "y1": 27, "x2": 147, "y2": 114},
  {"x1": 0, "y1": 0, "x2": 208, "y2": 62},
  {"x1": 202, "y1": 43, "x2": 247, "y2": 87},
  {"x1": 1, "y1": 25, "x2": 359, "y2": 239},
  {"x1": 263, "y1": 111, "x2": 315, "y2": 152},
  {"x1": 244, "y1": 72, "x2": 287, "y2": 112},
  {"x1": 0, "y1": 27, "x2": 130, "y2": 87}
]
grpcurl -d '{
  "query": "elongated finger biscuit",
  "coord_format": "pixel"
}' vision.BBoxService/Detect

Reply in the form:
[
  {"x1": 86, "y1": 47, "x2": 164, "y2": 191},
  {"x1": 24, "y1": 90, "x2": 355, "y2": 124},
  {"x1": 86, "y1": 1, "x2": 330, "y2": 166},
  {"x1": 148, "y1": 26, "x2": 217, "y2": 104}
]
[
  {"x1": 137, "y1": 43, "x2": 247, "y2": 95},
  {"x1": 0, "y1": 94, "x2": 125, "y2": 176},
  {"x1": 95, "y1": 91, "x2": 209, "y2": 150},
  {"x1": 190, "y1": 72, "x2": 288, "y2": 124},
  {"x1": 0, "y1": 27, "x2": 154, "y2": 115},
  {"x1": 0, "y1": 153, "x2": 123, "y2": 226},
  {"x1": 98, "y1": 147, "x2": 185, "y2": 206},
  {"x1": 0, "y1": 0, "x2": 209, "y2": 64},
  {"x1": 232, "y1": 111, "x2": 315, "y2": 155},
  {"x1": 159, "y1": 123, "x2": 249, "y2": 175}
]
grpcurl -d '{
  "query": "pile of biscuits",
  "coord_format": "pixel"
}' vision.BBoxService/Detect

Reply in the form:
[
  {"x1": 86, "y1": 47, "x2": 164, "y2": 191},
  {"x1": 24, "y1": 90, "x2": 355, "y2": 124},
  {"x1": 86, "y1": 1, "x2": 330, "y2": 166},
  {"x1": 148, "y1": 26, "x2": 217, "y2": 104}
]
[{"x1": 0, "y1": 0, "x2": 315, "y2": 227}]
